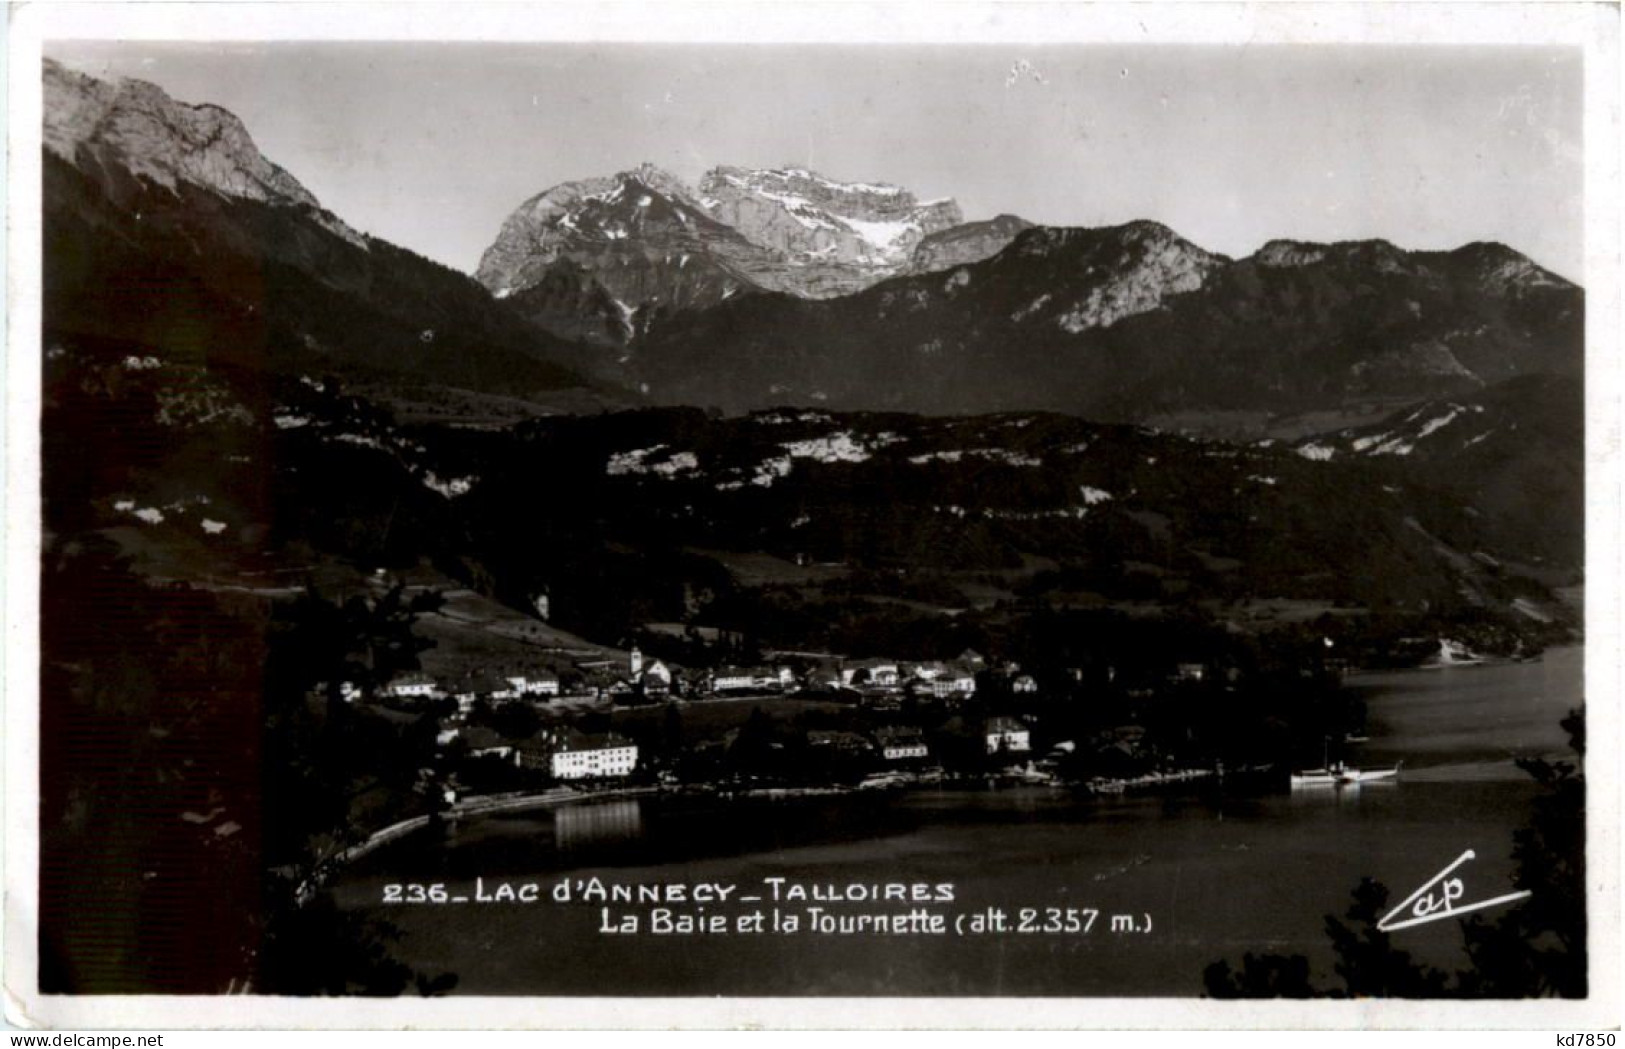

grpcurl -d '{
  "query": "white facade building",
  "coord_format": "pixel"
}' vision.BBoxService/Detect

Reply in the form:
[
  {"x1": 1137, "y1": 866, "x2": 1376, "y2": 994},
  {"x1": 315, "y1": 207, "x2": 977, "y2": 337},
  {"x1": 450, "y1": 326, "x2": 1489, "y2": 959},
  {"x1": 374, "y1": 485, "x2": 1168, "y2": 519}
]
[
  {"x1": 876, "y1": 729, "x2": 930, "y2": 761},
  {"x1": 507, "y1": 673, "x2": 561, "y2": 697},
  {"x1": 985, "y1": 717, "x2": 1031, "y2": 754},
  {"x1": 384, "y1": 673, "x2": 437, "y2": 699},
  {"x1": 551, "y1": 733, "x2": 639, "y2": 780},
  {"x1": 712, "y1": 668, "x2": 757, "y2": 692}
]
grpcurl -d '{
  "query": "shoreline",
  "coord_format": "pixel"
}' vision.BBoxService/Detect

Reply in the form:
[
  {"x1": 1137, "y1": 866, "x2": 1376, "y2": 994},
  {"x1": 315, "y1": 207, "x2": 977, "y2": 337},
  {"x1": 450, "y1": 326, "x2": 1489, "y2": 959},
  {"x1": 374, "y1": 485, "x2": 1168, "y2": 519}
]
[{"x1": 331, "y1": 645, "x2": 1581, "y2": 878}]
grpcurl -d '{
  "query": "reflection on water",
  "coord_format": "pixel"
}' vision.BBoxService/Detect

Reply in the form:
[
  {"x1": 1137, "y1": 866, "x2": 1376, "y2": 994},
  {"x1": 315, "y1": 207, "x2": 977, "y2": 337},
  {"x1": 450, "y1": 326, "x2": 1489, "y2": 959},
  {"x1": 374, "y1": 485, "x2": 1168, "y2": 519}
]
[
  {"x1": 554, "y1": 800, "x2": 643, "y2": 851},
  {"x1": 1286, "y1": 780, "x2": 1399, "y2": 809},
  {"x1": 333, "y1": 647, "x2": 1583, "y2": 996}
]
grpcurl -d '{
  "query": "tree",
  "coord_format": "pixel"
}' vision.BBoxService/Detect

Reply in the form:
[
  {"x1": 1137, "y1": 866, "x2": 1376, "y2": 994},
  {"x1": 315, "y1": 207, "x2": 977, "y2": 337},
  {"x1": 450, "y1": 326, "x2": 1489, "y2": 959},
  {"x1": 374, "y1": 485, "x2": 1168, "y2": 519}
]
[
  {"x1": 257, "y1": 585, "x2": 458, "y2": 995},
  {"x1": 1458, "y1": 709, "x2": 1587, "y2": 997},
  {"x1": 40, "y1": 540, "x2": 265, "y2": 992},
  {"x1": 266, "y1": 583, "x2": 445, "y2": 711},
  {"x1": 489, "y1": 700, "x2": 542, "y2": 741}
]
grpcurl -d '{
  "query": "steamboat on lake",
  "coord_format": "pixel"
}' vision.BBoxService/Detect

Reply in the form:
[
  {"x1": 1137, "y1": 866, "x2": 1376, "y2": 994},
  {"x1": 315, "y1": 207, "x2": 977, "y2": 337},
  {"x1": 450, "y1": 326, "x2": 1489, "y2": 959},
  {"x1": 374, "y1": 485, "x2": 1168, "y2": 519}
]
[{"x1": 1289, "y1": 760, "x2": 1403, "y2": 789}]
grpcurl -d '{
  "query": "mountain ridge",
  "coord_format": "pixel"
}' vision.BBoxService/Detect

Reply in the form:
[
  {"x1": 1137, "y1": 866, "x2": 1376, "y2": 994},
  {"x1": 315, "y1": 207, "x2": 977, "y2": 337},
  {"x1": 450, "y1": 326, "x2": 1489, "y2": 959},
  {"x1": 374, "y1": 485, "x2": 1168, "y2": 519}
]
[
  {"x1": 621, "y1": 216, "x2": 1580, "y2": 426},
  {"x1": 476, "y1": 161, "x2": 971, "y2": 340},
  {"x1": 43, "y1": 58, "x2": 367, "y2": 249},
  {"x1": 42, "y1": 58, "x2": 1582, "y2": 435},
  {"x1": 42, "y1": 57, "x2": 615, "y2": 409}
]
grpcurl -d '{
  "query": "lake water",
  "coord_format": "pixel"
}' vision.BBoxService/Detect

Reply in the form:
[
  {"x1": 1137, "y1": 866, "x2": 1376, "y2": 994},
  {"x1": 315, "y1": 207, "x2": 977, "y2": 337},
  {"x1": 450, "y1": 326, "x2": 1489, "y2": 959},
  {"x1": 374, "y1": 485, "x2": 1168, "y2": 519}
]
[{"x1": 330, "y1": 646, "x2": 1583, "y2": 996}]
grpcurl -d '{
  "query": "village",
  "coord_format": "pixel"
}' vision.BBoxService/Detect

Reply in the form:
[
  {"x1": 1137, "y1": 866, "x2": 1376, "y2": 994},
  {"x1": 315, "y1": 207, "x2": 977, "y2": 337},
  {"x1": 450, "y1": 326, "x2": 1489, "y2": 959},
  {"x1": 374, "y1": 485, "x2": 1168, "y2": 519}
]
[{"x1": 354, "y1": 642, "x2": 1249, "y2": 803}]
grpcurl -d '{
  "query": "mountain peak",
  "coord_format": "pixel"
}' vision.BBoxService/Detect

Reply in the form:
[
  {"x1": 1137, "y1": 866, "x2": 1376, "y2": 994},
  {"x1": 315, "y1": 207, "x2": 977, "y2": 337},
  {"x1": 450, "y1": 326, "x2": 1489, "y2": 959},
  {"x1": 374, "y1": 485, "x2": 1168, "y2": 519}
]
[
  {"x1": 42, "y1": 58, "x2": 365, "y2": 249},
  {"x1": 1448, "y1": 241, "x2": 1573, "y2": 292},
  {"x1": 1254, "y1": 239, "x2": 1331, "y2": 267},
  {"x1": 909, "y1": 213, "x2": 1035, "y2": 274},
  {"x1": 480, "y1": 162, "x2": 968, "y2": 319},
  {"x1": 701, "y1": 165, "x2": 919, "y2": 203},
  {"x1": 997, "y1": 222, "x2": 1228, "y2": 331},
  {"x1": 1250, "y1": 237, "x2": 1574, "y2": 291},
  {"x1": 1011, "y1": 220, "x2": 1219, "y2": 259},
  {"x1": 616, "y1": 162, "x2": 695, "y2": 201}
]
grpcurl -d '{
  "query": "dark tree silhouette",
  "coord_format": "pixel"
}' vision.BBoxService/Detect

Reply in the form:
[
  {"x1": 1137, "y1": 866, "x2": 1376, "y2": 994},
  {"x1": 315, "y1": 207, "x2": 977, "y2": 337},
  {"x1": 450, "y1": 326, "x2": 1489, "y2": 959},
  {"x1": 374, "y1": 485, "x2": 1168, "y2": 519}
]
[
  {"x1": 1458, "y1": 709, "x2": 1587, "y2": 997},
  {"x1": 257, "y1": 585, "x2": 458, "y2": 995}
]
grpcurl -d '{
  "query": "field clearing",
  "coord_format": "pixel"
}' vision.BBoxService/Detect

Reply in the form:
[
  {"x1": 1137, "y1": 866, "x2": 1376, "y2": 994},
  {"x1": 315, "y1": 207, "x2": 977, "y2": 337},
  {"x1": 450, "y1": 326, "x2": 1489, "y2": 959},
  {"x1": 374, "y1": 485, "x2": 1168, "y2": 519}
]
[
  {"x1": 375, "y1": 580, "x2": 624, "y2": 679},
  {"x1": 361, "y1": 382, "x2": 626, "y2": 428},
  {"x1": 1215, "y1": 598, "x2": 1372, "y2": 623}
]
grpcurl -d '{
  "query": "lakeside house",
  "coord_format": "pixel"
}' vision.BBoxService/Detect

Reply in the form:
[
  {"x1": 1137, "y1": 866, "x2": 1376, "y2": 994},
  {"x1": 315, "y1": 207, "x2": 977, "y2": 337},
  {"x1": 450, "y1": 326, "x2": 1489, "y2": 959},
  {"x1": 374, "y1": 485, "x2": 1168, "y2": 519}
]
[
  {"x1": 807, "y1": 729, "x2": 874, "y2": 755},
  {"x1": 506, "y1": 670, "x2": 561, "y2": 697},
  {"x1": 985, "y1": 716, "x2": 1031, "y2": 755},
  {"x1": 841, "y1": 659, "x2": 900, "y2": 688},
  {"x1": 931, "y1": 667, "x2": 978, "y2": 698},
  {"x1": 711, "y1": 665, "x2": 793, "y2": 693},
  {"x1": 630, "y1": 647, "x2": 674, "y2": 694},
  {"x1": 875, "y1": 726, "x2": 930, "y2": 761},
  {"x1": 461, "y1": 671, "x2": 519, "y2": 704},
  {"x1": 805, "y1": 662, "x2": 847, "y2": 692},
  {"x1": 383, "y1": 672, "x2": 437, "y2": 700},
  {"x1": 535, "y1": 728, "x2": 640, "y2": 780},
  {"x1": 910, "y1": 661, "x2": 946, "y2": 682},
  {"x1": 460, "y1": 725, "x2": 519, "y2": 764}
]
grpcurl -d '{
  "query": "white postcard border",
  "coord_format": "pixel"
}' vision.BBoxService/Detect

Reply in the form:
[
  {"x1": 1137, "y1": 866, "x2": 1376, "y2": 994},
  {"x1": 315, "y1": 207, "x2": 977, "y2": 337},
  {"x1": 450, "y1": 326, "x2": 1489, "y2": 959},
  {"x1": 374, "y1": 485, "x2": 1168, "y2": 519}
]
[{"x1": 4, "y1": 0, "x2": 1620, "y2": 1031}]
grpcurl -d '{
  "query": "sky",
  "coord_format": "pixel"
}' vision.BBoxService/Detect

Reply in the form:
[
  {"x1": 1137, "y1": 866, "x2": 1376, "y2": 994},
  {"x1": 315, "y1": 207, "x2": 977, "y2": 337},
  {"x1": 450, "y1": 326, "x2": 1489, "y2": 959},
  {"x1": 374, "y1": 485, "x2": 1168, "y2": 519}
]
[{"x1": 47, "y1": 41, "x2": 1584, "y2": 282}]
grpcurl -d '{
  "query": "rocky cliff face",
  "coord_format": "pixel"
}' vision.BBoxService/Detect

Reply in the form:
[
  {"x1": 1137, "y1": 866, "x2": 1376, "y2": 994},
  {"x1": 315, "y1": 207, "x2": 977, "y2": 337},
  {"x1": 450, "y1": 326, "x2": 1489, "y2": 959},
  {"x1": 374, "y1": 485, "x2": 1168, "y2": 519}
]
[
  {"x1": 1005, "y1": 221, "x2": 1229, "y2": 332},
  {"x1": 696, "y1": 166, "x2": 963, "y2": 295},
  {"x1": 42, "y1": 59, "x2": 603, "y2": 406},
  {"x1": 474, "y1": 165, "x2": 773, "y2": 345},
  {"x1": 43, "y1": 58, "x2": 365, "y2": 248},
  {"x1": 909, "y1": 214, "x2": 1033, "y2": 274},
  {"x1": 476, "y1": 164, "x2": 968, "y2": 343}
]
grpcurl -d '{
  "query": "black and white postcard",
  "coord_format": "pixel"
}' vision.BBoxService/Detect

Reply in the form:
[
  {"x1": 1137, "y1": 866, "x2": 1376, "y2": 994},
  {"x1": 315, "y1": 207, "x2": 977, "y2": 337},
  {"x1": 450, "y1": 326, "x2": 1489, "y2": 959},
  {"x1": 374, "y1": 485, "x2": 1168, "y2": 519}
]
[{"x1": 5, "y1": 1, "x2": 1620, "y2": 1030}]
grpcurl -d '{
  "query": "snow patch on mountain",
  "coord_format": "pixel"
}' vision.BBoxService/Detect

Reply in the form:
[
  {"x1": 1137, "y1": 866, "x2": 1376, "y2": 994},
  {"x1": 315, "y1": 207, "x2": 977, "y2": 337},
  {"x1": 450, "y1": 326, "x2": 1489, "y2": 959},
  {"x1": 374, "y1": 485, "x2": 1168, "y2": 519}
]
[
  {"x1": 781, "y1": 432, "x2": 874, "y2": 464},
  {"x1": 909, "y1": 448, "x2": 1041, "y2": 467},
  {"x1": 1012, "y1": 293, "x2": 1052, "y2": 322},
  {"x1": 1415, "y1": 406, "x2": 1465, "y2": 439},
  {"x1": 717, "y1": 455, "x2": 794, "y2": 491},
  {"x1": 607, "y1": 445, "x2": 700, "y2": 477},
  {"x1": 1037, "y1": 224, "x2": 1225, "y2": 333}
]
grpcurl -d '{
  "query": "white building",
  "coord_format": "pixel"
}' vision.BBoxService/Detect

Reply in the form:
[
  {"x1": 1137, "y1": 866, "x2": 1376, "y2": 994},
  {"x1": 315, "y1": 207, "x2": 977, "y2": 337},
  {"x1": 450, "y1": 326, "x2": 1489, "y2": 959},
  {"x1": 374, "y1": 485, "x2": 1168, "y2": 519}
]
[
  {"x1": 550, "y1": 732, "x2": 639, "y2": 780},
  {"x1": 383, "y1": 673, "x2": 437, "y2": 699},
  {"x1": 985, "y1": 717, "x2": 1031, "y2": 754},
  {"x1": 930, "y1": 669, "x2": 978, "y2": 699},
  {"x1": 507, "y1": 672, "x2": 561, "y2": 697},
  {"x1": 875, "y1": 728, "x2": 929, "y2": 762},
  {"x1": 910, "y1": 662, "x2": 942, "y2": 682},
  {"x1": 842, "y1": 661, "x2": 900, "y2": 688},
  {"x1": 641, "y1": 659, "x2": 673, "y2": 689},
  {"x1": 712, "y1": 667, "x2": 757, "y2": 692}
]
